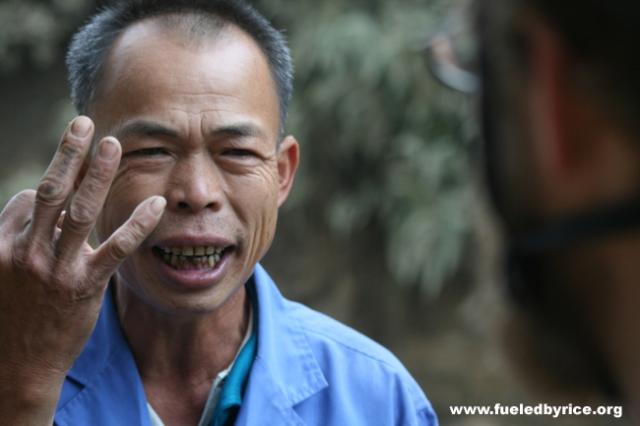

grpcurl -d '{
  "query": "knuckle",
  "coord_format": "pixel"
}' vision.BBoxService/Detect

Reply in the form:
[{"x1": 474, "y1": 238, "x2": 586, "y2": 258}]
[
  {"x1": 49, "y1": 266, "x2": 70, "y2": 288},
  {"x1": 12, "y1": 189, "x2": 36, "y2": 206},
  {"x1": 83, "y1": 165, "x2": 112, "y2": 194},
  {"x1": 1, "y1": 190, "x2": 35, "y2": 218},
  {"x1": 67, "y1": 198, "x2": 96, "y2": 230},
  {"x1": 36, "y1": 178, "x2": 67, "y2": 206},
  {"x1": 90, "y1": 158, "x2": 116, "y2": 182},
  {"x1": 59, "y1": 137, "x2": 83, "y2": 161},
  {"x1": 12, "y1": 243, "x2": 47, "y2": 277},
  {"x1": 64, "y1": 285, "x2": 96, "y2": 305},
  {"x1": 50, "y1": 263, "x2": 80, "y2": 291},
  {"x1": 54, "y1": 138, "x2": 85, "y2": 176},
  {"x1": 127, "y1": 215, "x2": 151, "y2": 243},
  {"x1": 109, "y1": 233, "x2": 131, "y2": 261},
  {"x1": 108, "y1": 217, "x2": 149, "y2": 260},
  {"x1": 11, "y1": 246, "x2": 30, "y2": 270}
]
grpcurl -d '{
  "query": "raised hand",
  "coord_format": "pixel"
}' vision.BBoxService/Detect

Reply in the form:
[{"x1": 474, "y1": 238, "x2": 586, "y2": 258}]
[{"x1": 0, "y1": 116, "x2": 166, "y2": 424}]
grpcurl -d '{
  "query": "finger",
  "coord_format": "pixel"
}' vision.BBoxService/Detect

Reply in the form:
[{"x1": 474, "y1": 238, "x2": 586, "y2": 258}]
[
  {"x1": 0, "y1": 190, "x2": 36, "y2": 232},
  {"x1": 28, "y1": 116, "x2": 94, "y2": 243},
  {"x1": 55, "y1": 137, "x2": 121, "y2": 261},
  {"x1": 57, "y1": 211, "x2": 66, "y2": 229},
  {"x1": 90, "y1": 196, "x2": 166, "y2": 280}
]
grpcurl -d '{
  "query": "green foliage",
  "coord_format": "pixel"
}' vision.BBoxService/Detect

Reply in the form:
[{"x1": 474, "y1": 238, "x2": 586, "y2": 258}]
[
  {"x1": 0, "y1": 164, "x2": 43, "y2": 207},
  {"x1": 258, "y1": 0, "x2": 475, "y2": 296},
  {"x1": 0, "y1": 0, "x2": 90, "y2": 71}
]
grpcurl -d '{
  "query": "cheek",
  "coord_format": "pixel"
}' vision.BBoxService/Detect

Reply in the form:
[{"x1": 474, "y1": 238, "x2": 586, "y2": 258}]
[
  {"x1": 231, "y1": 170, "x2": 280, "y2": 224},
  {"x1": 96, "y1": 173, "x2": 162, "y2": 241},
  {"x1": 250, "y1": 182, "x2": 280, "y2": 250}
]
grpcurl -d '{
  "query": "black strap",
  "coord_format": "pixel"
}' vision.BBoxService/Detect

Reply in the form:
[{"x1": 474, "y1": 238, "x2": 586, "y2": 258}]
[{"x1": 511, "y1": 198, "x2": 640, "y2": 256}]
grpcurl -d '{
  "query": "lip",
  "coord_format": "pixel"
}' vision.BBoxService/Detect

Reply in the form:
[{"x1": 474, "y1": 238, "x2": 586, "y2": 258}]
[{"x1": 149, "y1": 234, "x2": 236, "y2": 290}]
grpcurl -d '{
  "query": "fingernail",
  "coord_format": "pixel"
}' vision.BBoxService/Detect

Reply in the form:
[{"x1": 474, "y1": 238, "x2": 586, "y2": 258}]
[
  {"x1": 99, "y1": 138, "x2": 119, "y2": 159},
  {"x1": 71, "y1": 116, "x2": 92, "y2": 138},
  {"x1": 149, "y1": 196, "x2": 166, "y2": 216}
]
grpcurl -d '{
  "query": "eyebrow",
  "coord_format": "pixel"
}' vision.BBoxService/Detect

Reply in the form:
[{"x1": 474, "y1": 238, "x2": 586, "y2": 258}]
[
  {"x1": 115, "y1": 120, "x2": 180, "y2": 140},
  {"x1": 210, "y1": 123, "x2": 265, "y2": 140},
  {"x1": 114, "y1": 119, "x2": 266, "y2": 141}
]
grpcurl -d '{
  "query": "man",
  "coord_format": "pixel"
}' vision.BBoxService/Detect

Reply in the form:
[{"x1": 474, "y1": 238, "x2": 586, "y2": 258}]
[
  {"x1": 0, "y1": 1, "x2": 437, "y2": 425},
  {"x1": 475, "y1": 0, "x2": 640, "y2": 419}
]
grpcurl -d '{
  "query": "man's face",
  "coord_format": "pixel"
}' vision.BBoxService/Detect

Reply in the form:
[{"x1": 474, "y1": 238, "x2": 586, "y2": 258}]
[{"x1": 91, "y1": 18, "x2": 296, "y2": 314}]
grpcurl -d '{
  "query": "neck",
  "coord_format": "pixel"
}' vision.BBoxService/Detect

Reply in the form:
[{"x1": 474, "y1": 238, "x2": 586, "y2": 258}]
[
  {"x1": 114, "y1": 282, "x2": 249, "y2": 386},
  {"x1": 565, "y1": 236, "x2": 640, "y2": 419}
]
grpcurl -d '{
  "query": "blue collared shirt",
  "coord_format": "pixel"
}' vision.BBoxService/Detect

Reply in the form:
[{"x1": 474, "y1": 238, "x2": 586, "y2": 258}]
[{"x1": 55, "y1": 264, "x2": 438, "y2": 425}]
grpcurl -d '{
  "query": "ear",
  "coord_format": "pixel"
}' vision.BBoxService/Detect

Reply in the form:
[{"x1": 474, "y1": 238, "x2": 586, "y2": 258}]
[
  {"x1": 527, "y1": 18, "x2": 574, "y2": 181},
  {"x1": 525, "y1": 18, "x2": 638, "y2": 213},
  {"x1": 276, "y1": 135, "x2": 300, "y2": 207}
]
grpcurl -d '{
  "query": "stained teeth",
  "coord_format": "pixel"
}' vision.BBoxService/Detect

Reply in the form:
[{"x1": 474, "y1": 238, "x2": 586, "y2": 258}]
[
  {"x1": 159, "y1": 245, "x2": 228, "y2": 269},
  {"x1": 162, "y1": 246, "x2": 224, "y2": 256},
  {"x1": 163, "y1": 253, "x2": 220, "y2": 269}
]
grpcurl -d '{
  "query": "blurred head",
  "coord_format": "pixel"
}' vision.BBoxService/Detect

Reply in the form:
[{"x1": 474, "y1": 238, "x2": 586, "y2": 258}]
[
  {"x1": 477, "y1": 0, "x2": 640, "y2": 406},
  {"x1": 65, "y1": 0, "x2": 299, "y2": 316},
  {"x1": 478, "y1": 0, "x2": 640, "y2": 231}
]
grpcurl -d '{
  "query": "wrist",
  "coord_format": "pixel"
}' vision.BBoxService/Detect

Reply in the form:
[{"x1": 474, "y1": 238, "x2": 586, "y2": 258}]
[
  {"x1": 0, "y1": 366, "x2": 64, "y2": 426},
  {"x1": 0, "y1": 360, "x2": 66, "y2": 405}
]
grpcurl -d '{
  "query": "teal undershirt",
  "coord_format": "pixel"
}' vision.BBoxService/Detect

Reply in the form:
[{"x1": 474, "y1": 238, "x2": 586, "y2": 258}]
[{"x1": 211, "y1": 281, "x2": 258, "y2": 426}]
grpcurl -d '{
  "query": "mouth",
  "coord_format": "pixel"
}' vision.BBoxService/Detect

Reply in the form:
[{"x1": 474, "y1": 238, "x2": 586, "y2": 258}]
[{"x1": 152, "y1": 244, "x2": 235, "y2": 271}]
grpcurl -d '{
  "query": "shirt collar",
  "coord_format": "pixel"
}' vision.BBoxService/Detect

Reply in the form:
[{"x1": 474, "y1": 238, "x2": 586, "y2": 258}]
[
  {"x1": 238, "y1": 264, "x2": 328, "y2": 418},
  {"x1": 210, "y1": 279, "x2": 258, "y2": 426}
]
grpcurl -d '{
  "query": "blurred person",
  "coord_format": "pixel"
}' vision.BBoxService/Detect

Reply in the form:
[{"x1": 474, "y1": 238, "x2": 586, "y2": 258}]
[
  {"x1": 472, "y1": 0, "x2": 640, "y2": 420},
  {"x1": 0, "y1": 1, "x2": 438, "y2": 425}
]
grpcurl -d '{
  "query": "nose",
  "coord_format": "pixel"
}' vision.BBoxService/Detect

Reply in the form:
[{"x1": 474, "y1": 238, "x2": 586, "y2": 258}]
[{"x1": 166, "y1": 154, "x2": 223, "y2": 214}]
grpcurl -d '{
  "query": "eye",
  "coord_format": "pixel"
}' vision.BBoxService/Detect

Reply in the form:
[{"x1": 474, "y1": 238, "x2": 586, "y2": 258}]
[
  {"x1": 127, "y1": 147, "x2": 169, "y2": 157},
  {"x1": 222, "y1": 148, "x2": 255, "y2": 157}
]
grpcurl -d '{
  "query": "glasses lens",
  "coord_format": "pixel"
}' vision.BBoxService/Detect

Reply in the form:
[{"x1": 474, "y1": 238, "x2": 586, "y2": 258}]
[{"x1": 425, "y1": 2, "x2": 479, "y2": 93}]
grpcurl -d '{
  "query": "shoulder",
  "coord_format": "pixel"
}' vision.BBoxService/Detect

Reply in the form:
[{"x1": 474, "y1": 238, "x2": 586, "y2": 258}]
[
  {"x1": 285, "y1": 300, "x2": 438, "y2": 425},
  {"x1": 287, "y1": 300, "x2": 405, "y2": 368}
]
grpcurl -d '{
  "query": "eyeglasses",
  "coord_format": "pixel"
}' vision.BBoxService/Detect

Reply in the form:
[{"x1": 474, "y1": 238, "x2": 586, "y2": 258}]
[{"x1": 424, "y1": 1, "x2": 479, "y2": 94}]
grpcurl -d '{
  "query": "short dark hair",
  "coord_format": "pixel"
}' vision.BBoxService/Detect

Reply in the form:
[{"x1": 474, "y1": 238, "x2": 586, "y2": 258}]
[{"x1": 66, "y1": 0, "x2": 294, "y2": 129}]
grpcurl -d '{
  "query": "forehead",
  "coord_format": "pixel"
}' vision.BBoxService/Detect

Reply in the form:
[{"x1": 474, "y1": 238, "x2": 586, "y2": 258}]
[{"x1": 93, "y1": 16, "x2": 279, "y2": 131}]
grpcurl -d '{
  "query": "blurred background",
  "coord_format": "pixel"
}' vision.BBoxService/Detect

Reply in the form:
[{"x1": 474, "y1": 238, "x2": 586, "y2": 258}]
[{"x1": 0, "y1": 0, "x2": 625, "y2": 425}]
